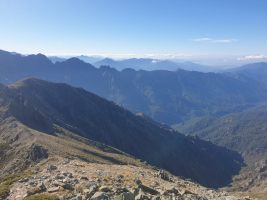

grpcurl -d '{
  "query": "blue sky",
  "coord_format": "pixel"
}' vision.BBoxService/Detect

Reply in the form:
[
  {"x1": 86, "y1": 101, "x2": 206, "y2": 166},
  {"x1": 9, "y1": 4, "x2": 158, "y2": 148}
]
[{"x1": 0, "y1": 0, "x2": 266, "y2": 64}]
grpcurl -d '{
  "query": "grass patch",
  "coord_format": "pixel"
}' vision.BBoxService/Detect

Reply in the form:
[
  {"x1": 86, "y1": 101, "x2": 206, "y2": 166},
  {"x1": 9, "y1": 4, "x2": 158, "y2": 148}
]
[
  {"x1": 0, "y1": 184, "x2": 9, "y2": 199},
  {"x1": 0, "y1": 142, "x2": 11, "y2": 169},
  {"x1": 248, "y1": 191, "x2": 267, "y2": 200},
  {"x1": 0, "y1": 171, "x2": 33, "y2": 199},
  {"x1": 23, "y1": 194, "x2": 59, "y2": 200},
  {"x1": 0, "y1": 143, "x2": 10, "y2": 151}
]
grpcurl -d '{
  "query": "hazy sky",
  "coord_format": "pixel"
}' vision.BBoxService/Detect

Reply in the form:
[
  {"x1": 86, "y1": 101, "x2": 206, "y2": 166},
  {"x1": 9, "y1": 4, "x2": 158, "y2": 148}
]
[{"x1": 0, "y1": 0, "x2": 266, "y2": 64}]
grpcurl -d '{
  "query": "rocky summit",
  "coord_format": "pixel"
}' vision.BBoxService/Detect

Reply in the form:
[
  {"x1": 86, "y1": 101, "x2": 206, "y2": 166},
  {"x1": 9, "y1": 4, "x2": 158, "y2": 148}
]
[{"x1": 8, "y1": 157, "x2": 251, "y2": 200}]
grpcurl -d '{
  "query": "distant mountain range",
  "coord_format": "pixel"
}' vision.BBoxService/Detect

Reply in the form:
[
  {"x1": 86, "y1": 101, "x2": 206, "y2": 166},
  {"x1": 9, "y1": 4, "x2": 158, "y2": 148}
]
[
  {"x1": 1, "y1": 50, "x2": 267, "y2": 126},
  {"x1": 0, "y1": 78, "x2": 243, "y2": 188},
  {"x1": 49, "y1": 55, "x2": 103, "y2": 64},
  {"x1": 47, "y1": 54, "x2": 219, "y2": 72},
  {"x1": 94, "y1": 58, "x2": 217, "y2": 72},
  {"x1": 48, "y1": 56, "x2": 67, "y2": 63}
]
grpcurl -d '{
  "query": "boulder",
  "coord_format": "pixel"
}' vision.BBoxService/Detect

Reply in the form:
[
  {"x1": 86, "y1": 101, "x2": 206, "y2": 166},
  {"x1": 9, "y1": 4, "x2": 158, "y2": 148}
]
[
  {"x1": 80, "y1": 176, "x2": 89, "y2": 181},
  {"x1": 26, "y1": 182, "x2": 46, "y2": 196},
  {"x1": 135, "y1": 189, "x2": 150, "y2": 200},
  {"x1": 63, "y1": 183, "x2": 74, "y2": 190},
  {"x1": 135, "y1": 179, "x2": 142, "y2": 186},
  {"x1": 91, "y1": 191, "x2": 109, "y2": 200},
  {"x1": 151, "y1": 196, "x2": 160, "y2": 200},
  {"x1": 135, "y1": 193, "x2": 150, "y2": 200},
  {"x1": 83, "y1": 184, "x2": 99, "y2": 198},
  {"x1": 47, "y1": 186, "x2": 60, "y2": 193},
  {"x1": 163, "y1": 187, "x2": 179, "y2": 195},
  {"x1": 139, "y1": 184, "x2": 159, "y2": 195},
  {"x1": 114, "y1": 192, "x2": 135, "y2": 200},
  {"x1": 120, "y1": 192, "x2": 135, "y2": 200},
  {"x1": 47, "y1": 164, "x2": 58, "y2": 171},
  {"x1": 19, "y1": 178, "x2": 29, "y2": 183},
  {"x1": 27, "y1": 144, "x2": 48, "y2": 162},
  {"x1": 157, "y1": 170, "x2": 171, "y2": 181},
  {"x1": 37, "y1": 182, "x2": 46, "y2": 192},
  {"x1": 115, "y1": 187, "x2": 129, "y2": 194},
  {"x1": 99, "y1": 186, "x2": 112, "y2": 192}
]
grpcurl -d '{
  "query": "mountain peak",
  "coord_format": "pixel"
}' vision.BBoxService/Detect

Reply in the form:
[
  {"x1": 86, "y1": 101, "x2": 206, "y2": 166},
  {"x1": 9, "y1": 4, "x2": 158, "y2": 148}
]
[
  {"x1": 60, "y1": 57, "x2": 96, "y2": 69},
  {"x1": 65, "y1": 57, "x2": 85, "y2": 63},
  {"x1": 10, "y1": 77, "x2": 47, "y2": 88},
  {"x1": 102, "y1": 57, "x2": 115, "y2": 62},
  {"x1": 0, "y1": 49, "x2": 16, "y2": 56},
  {"x1": 25, "y1": 53, "x2": 52, "y2": 64}
]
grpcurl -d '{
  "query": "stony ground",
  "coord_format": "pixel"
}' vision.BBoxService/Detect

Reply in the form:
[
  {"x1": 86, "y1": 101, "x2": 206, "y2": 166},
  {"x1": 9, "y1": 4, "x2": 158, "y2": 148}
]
[{"x1": 7, "y1": 157, "x2": 252, "y2": 200}]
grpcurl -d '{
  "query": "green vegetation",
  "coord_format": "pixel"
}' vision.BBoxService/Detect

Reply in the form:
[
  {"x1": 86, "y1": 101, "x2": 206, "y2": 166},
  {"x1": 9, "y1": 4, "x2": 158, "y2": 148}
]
[
  {"x1": 0, "y1": 171, "x2": 33, "y2": 199},
  {"x1": 23, "y1": 194, "x2": 59, "y2": 200}
]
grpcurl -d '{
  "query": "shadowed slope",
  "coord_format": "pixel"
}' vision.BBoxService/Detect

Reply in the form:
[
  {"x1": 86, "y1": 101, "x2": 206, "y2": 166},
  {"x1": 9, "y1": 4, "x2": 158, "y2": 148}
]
[{"x1": 1, "y1": 78, "x2": 244, "y2": 188}]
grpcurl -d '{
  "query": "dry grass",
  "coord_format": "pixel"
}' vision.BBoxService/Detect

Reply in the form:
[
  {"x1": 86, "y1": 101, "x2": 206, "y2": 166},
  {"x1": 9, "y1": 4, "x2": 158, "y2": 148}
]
[
  {"x1": 0, "y1": 171, "x2": 33, "y2": 199},
  {"x1": 23, "y1": 194, "x2": 59, "y2": 200},
  {"x1": 32, "y1": 125, "x2": 145, "y2": 167},
  {"x1": 247, "y1": 191, "x2": 267, "y2": 200}
]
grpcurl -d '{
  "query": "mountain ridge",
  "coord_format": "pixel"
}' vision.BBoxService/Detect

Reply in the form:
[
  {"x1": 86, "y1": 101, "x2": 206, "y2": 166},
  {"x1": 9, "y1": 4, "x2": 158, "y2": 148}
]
[
  {"x1": 0, "y1": 78, "x2": 244, "y2": 188},
  {"x1": 1, "y1": 50, "x2": 267, "y2": 126}
]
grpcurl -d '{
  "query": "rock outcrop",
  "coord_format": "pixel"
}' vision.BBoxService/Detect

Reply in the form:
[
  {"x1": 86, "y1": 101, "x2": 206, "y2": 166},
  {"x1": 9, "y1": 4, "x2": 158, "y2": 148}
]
[{"x1": 8, "y1": 158, "x2": 252, "y2": 200}]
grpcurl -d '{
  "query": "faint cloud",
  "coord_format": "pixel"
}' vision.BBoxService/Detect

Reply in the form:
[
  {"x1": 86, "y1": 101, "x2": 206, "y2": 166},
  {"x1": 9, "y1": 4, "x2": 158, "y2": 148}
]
[
  {"x1": 193, "y1": 37, "x2": 213, "y2": 42},
  {"x1": 213, "y1": 39, "x2": 237, "y2": 43},
  {"x1": 237, "y1": 55, "x2": 267, "y2": 61},
  {"x1": 144, "y1": 53, "x2": 193, "y2": 59},
  {"x1": 90, "y1": 53, "x2": 193, "y2": 60},
  {"x1": 193, "y1": 37, "x2": 237, "y2": 43}
]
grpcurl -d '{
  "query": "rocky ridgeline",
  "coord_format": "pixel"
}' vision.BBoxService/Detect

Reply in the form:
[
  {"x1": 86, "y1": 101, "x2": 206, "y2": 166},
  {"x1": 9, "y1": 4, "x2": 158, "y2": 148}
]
[{"x1": 8, "y1": 158, "x2": 251, "y2": 200}]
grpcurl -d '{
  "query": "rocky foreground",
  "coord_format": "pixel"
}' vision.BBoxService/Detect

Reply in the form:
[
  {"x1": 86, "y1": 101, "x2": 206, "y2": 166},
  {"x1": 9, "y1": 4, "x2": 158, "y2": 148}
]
[{"x1": 7, "y1": 157, "x2": 251, "y2": 200}]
